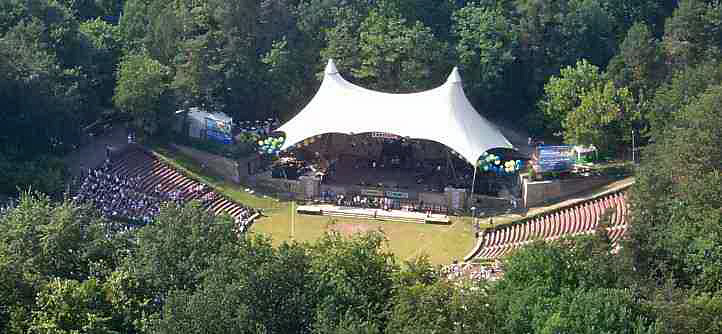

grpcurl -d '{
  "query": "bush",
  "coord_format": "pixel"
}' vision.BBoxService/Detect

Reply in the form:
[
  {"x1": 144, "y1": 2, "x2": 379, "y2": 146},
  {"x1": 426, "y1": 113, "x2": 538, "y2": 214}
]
[
  {"x1": 175, "y1": 133, "x2": 257, "y2": 160},
  {"x1": 0, "y1": 156, "x2": 69, "y2": 196}
]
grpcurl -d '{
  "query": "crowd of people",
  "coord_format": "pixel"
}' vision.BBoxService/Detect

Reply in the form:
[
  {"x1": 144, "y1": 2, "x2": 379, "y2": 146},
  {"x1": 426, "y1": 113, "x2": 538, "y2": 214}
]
[
  {"x1": 315, "y1": 191, "x2": 448, "y2": 215},
  {"x1": 73, "y1": 163, "x2": 258, "y2": 231},
  {"x1": 74, "y1": 166, "x2": 169, "y2": 224},
  {"x1": 0, "y1": 197, "x2": 17, "y2": 218},
  {"x1": 443, "y1": 260, "x2": 503, "y2": 282},
  {"x1": 235, "y1": 208, "x2": 257, "y2": 234},
  {"x1": 236, "y1": 118, "x2": 280, "y2": 136}
]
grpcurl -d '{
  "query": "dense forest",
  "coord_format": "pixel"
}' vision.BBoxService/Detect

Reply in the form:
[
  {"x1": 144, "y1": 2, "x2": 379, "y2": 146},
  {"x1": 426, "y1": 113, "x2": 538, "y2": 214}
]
[{"x1": 1, "y1": 0, "x2": 721, "y2": 333}]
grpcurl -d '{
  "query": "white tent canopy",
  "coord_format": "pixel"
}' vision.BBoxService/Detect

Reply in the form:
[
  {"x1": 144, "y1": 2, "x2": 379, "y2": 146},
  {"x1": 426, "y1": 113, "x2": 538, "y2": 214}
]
[{"x1": 276, "y1": 59, "x2": 512, "y2": 165}]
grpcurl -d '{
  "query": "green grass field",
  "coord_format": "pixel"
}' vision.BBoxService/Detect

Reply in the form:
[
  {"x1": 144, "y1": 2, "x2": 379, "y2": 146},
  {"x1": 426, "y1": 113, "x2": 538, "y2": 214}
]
[
  {"x1": 252, "y1": 203, "x2": 477, "y2": 265},
  {"x1": 150, "y1": 145, "x2": 477, "y2": 265}
]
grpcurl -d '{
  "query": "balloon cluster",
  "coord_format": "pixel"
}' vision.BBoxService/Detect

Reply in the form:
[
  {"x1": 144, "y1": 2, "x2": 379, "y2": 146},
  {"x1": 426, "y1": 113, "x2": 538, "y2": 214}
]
[
  {"x1": 257, "y1": 136, "x2": 285, "y2": 155},
  {"x1": 478, "y1": 152, "x2": 524, "y2": 175}
]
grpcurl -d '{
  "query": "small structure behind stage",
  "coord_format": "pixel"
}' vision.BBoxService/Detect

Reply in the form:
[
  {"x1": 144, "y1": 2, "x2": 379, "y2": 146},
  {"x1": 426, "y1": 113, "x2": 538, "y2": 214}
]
[{"x1": 175, "y1": 107, "x2": 233, "y2": 144}]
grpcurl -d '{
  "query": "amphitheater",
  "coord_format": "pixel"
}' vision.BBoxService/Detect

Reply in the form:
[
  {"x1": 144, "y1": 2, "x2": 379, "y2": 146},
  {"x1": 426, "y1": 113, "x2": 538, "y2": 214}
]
[{"x1": 101, "y1": 145, "x2": 632, "y2": 272}]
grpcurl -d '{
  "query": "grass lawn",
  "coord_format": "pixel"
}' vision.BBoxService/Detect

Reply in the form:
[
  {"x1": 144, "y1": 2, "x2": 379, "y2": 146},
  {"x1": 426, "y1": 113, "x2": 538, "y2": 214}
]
[
  {"x1": 252, "y1": 205, "x2": 477, "y2": 265},
  {"x1": 150, "y1": 144, "x2": 476, "y2": 265}
]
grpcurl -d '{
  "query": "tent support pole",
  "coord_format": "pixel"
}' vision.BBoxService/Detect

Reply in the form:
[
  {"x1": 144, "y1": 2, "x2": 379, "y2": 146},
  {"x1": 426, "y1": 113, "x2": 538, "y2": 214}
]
[
  {"x1": 446, "y1": 151, "x2": 458, "y2": 181},
  {"x1": 470, "y1": 163, "x2": 478, "y2": 202}
]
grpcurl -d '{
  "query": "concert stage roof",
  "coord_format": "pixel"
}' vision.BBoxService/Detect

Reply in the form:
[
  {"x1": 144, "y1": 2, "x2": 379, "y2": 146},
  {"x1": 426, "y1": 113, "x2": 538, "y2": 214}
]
[{"x1": 276, "y1": 59, "x2": 512, "y2": 165}]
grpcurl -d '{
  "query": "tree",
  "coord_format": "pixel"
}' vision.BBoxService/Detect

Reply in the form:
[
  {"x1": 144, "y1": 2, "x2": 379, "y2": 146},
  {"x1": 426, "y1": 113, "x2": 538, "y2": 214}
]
[
  {"x1": 607, "y1": 22, "x2": 666, "y2": 99},
  {"x1": 0, "y1": 192, "x2": 124, "y2": 333},
  {"x1": 113, "y1": 52, "x2": 173, "y2": 136},
  {"x1": 394, "y1": 255, "x2": 439, "y2": 287},
  {"x1": 118, "y1": 0, "x2": 152, "y2": 51},
  {"x1": 122, "y1": 202, "x2": 239, "y2": 304},
  {"x1": 646, "y1": 61, "x2": 722, "y2": 138},
  {"x1": 153, "y1": 237, "x2": 316, "y2": 334},
  {"x1": 29, "y1": 278, "x2": 117, "y2": 334},
  {"x1": 383, "y1": 0, "x2": 460, "y2": 41},
  {"x1": 319, "y1": 6, "x2": 370, "y2": 80},
  {"x1": 601, "y1": 0, "x2": 667, "y2": 37},
  {"x1": 79, "y1": 18, "x2": 123, "y2": 109},
  {"x1": 453, "y1": 2, "x2": 518, "y2": 113},
  {"x1": 58, "y1": 0, "x2": 123, "y2": 21},
  {"x1": 0, "y1": 1, "x2": 94, "y2": 159},
  {"x1": 489, "y1": 234, "x2": 647, "y2": 333},
  {"x1": 538, "y1": 59, "x2": 605, "y2": 137},
  {"x1": 564, "y1": 81, "x2": 637, "y2": 155},
  {"x1": 513, "y1": 0, "x2": 616, "y2": 106},
  {"x1": 152, "y1": 281, "x2": 256, "y2": 334},
  {"x1": 532, "y1": 287, "x2": 655, "y2": 334},
  {"x1": 648, "y1": 287, "x2": 722, "y2": 334},
  {"x1": 354, "y1": 9, "x2": 449, "y2": 92},
  {"x1": 0, "y1": 192, "x2": 119, "y2": 283},
  {"x1": 663, "y1": 0, "x2": 722, "y2": 69},
  {"x1": 309, "y1": 232, "x2": 396, "y2": 330},
  {"x1": 262, "y1": 37, "x2": 308, "y2": 118},
  {"x1": 385, "y1": 280, "x2": 496, "y2": 334},
  {"x1": 628, "y1": 84, "x2": 722, "y2": 293}
]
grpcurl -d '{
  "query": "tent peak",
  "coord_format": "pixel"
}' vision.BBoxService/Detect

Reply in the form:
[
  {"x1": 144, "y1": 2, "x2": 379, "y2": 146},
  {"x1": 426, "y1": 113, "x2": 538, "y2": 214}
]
[
  {"x1": 325, "y1": 59, "x2": 339, "y2": 75},
  {"x1": 446, "y1": 67, "x2": 462, "y2": 85}
]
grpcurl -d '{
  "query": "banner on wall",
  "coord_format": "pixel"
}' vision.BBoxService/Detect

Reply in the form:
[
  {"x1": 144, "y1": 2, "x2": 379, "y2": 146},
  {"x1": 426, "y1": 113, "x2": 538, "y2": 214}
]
[
  {"x1": 536, "y1": 145, "x2": 575, "y2": 172},
  {"x1": 360, "y1": 189, "x2": 384, "y2": 197},
  {"x1": 450, "y1": 190, "x2": 461, "y2": 210},
  {"x1": 385, "y1": 191, "x2": 409, "y2": 199},
  {"x1": 206, "y1": 117, "x2": 232, "y2": 144},
  {"x1": 369, "y1": 132, "x2": 401, "y2": 140}
]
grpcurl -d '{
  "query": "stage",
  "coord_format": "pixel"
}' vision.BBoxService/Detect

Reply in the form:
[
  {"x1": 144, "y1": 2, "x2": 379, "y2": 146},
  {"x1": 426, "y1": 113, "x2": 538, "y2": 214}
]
[
  {"x1": 322, "y1": 153, "x2": 460, "y2": 193},
  {"x1": 296, "y1": 204, "x2": 450, "y2": 224}
]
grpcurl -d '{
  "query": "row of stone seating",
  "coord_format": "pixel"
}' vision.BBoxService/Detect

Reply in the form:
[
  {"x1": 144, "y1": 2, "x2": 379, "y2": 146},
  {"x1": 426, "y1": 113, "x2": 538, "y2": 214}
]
[
  {"x1": 474, "y1": 190, "x2": 629, "y2": 260},
  {"x1": 110, "y1": 148, "x2": 255, "y2": 222}
]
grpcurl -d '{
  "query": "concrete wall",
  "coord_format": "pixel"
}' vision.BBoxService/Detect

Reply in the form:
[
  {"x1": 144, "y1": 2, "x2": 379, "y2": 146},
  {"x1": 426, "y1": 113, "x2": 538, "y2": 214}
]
[
  {"x1": 419, "y1": 192, "x2": 446, "y2": 206},
  {"x1": 469, "y1": 194, "x2": 510, "y2": 210},
  {"x1": 523, "y1": 176, "x2": 614, "y2": 207},
  {"x1": 171, "y1": 144, "x2": 240, "y2": 184},
  {"x1": 251, "y1": 173, "x2": 304, "y2": 199}
]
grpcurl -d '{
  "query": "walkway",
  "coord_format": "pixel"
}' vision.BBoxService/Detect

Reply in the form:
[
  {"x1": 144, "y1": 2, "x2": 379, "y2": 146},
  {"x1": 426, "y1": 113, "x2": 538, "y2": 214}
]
[{"x1": 64, "y1": 126, "x2": 129, "y2": 178}]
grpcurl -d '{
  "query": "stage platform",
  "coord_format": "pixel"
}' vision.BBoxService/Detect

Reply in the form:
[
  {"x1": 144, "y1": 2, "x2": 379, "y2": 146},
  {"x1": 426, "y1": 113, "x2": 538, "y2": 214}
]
[
  {"x1": 296, "y1": 204, "x2": 450, "y2": 224},
  {"x1": 322, "y1": 153, "x2": 458, "y2": 193}
]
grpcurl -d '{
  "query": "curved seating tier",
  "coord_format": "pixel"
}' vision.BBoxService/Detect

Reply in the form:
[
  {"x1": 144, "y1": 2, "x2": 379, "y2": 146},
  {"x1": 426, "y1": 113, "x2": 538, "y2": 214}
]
[{"x1": 473, "y1": 189, "x2": 630, "y2": 260}]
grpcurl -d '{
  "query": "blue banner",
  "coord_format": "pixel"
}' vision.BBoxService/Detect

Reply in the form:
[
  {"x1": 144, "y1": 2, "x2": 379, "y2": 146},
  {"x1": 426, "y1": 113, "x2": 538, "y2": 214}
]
[
  {"x1": 207, "y1": 130, "x2": 232, "y2": 144},
  {"x1": 537, "y1": 145, "x2": 574, "y2": 172},
  {"x1": 206, "y1": 117, "x2": 232, "y2": 144}
]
